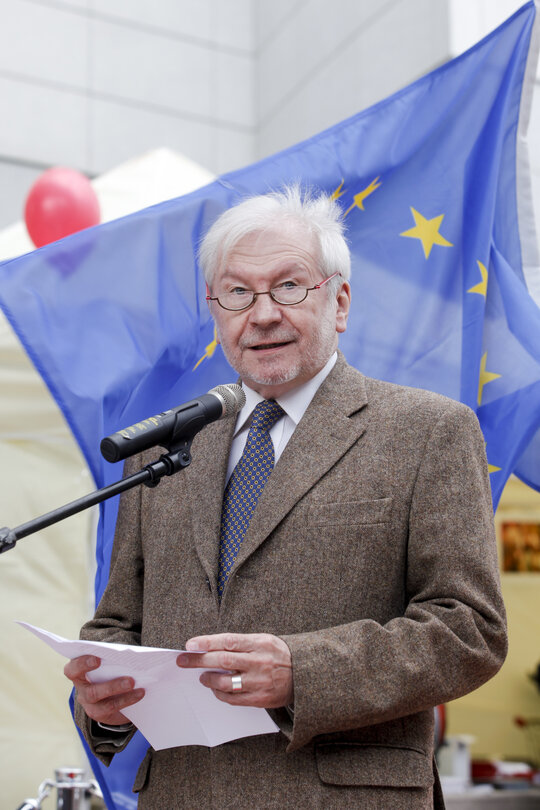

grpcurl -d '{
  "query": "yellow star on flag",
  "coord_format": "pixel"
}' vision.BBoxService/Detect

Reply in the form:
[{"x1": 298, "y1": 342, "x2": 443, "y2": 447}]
[
  {"x1": 193, "y1": 327, "x2": 219, "y2": 370},
  {"x1": 400, "y1": 207, "x2": 453, "y2": 259},
  {"x1": 484, "y1": 443, "x2": 501, "y2": 474},
  {"x1": 468, "y1": 261, "x2": 488, "y2": 297},
  {"x1": 330, "y1": 179, "x2": 346, "y2": 201},
  {"x1": 344, "y1": 177, "x2": 381, "y2": 217},
  {"x1": 477, "y1": 352, "x2": 501, "y2": 406}
]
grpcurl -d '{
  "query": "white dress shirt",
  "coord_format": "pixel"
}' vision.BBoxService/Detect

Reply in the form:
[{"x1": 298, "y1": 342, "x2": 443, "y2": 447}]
[{"x1": 225, "y1": 352, "x2": 337, "y2": 484}]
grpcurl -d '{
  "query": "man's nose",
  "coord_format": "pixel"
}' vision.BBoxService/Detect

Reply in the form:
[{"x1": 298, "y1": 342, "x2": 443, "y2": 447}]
[{"x1": 248, "y1": 291, "x2": 283, "y2": 324}]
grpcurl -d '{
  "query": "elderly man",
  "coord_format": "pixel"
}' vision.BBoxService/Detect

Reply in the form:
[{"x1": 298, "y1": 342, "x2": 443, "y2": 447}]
[{"x1": 66, "y1": 187, "x2": 507, "y2": 809}]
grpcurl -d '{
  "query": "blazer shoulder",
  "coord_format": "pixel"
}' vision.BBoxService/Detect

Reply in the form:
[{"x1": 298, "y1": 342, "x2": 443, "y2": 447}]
[
  {"x1": 327, "y1": 355, "x2": 478, "y2": 430},
  {"x1": 361, "y1": 374, "x2": 479, "y2": 430}
]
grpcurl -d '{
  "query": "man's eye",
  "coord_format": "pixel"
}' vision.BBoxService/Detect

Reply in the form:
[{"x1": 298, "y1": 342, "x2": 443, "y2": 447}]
[
  {"x1": 277, "y1": 281, "x2": 298, "y2": 290},
  {"x1": 230, "y1": 287, "x2": 250, "y2": 296}
]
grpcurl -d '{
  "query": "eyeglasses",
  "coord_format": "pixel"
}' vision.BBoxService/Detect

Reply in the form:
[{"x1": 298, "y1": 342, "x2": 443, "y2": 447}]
[{"x1": 206, "y1": 272, "x2": 341, "y2": 312}]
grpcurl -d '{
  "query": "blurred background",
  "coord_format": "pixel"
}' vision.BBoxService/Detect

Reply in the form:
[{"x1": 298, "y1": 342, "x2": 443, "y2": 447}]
[{"x1": 0, "y1": 1, "x2": 540, "y2": 807}]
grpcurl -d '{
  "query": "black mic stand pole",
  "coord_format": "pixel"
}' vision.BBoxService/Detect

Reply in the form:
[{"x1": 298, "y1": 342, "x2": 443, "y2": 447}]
[{"x1": 0, "y1": 437, "x2": 194, "y2": 555}]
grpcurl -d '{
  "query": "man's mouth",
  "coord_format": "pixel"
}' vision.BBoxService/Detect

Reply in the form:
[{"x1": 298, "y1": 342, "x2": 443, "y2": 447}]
[{"x1": 249, "y1": 341, "x2": 291, "y2": 351}]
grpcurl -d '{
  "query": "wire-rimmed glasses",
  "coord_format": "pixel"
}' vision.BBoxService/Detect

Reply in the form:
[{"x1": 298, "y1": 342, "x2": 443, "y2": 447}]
[{"x1": 206, "y1": 272, "x2": 341, "y2": 312}]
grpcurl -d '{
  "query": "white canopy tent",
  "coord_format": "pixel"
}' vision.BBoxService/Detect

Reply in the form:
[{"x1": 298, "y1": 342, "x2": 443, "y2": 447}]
[{"x1": 0, "y1": 149, "x2": 214, "y2": 809}]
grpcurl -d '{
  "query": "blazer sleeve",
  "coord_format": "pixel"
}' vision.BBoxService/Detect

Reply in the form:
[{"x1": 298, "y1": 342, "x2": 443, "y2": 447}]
[{"x1": 280, "y1": 403, "x2": 508, "y2": 751}]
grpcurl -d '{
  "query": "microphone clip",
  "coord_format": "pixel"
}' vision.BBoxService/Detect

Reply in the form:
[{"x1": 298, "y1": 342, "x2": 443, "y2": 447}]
[{"x1": 143, "y1": 436, "x2": 194, "y2": 488}]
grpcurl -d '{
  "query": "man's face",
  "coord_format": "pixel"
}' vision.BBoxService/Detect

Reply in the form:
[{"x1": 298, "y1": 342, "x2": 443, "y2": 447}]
[{"x1": 208, "y1": 227, "x2": 351, "y2": 399}]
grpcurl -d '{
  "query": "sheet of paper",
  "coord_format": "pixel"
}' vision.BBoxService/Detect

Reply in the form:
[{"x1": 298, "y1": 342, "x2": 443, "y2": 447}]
[{"x1": 18, "y1": 622, "x2": 279, "y2": 750}]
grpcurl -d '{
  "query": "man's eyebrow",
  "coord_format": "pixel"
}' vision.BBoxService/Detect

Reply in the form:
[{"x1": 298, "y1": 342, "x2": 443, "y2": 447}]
[
  {"x1": 219, "y1": 271, "x2": 248, "y2": 285},
  {"x1": 274, "y1": 264, "x2": 308, "y2": 276}
]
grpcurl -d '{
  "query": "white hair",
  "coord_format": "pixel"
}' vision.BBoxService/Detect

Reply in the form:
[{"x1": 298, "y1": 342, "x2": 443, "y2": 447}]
[{"x1": 198, "y1": 185, "x2": 351, "y2": 290}]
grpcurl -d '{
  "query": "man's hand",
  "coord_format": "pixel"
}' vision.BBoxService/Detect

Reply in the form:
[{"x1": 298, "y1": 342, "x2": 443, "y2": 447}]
[
  {"x1": 177, "y1": 633, "x2": 293, "y2": 708},
  {"x1": 64, "y1": 655, "x2": 145, "y2": 726}
]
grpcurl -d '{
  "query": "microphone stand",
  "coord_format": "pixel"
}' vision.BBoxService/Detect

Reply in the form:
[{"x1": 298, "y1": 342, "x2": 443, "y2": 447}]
[{"x1": 0, "y1": 437, "x2": 194, "y2": 554}]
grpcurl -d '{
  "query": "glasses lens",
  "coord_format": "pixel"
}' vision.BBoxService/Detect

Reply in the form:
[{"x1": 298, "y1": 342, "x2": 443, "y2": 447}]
[
  {"x1": 219, "y1": 290, "x2": 254, "y2": 310},
  {"x1": 272, "y1": 285, "x2": 307, "y2": 305}
]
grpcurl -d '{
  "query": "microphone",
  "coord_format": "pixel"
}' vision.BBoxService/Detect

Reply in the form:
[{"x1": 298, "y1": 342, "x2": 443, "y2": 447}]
[{"x1": 100, "y1": 384, "x2": 246, "y2": 463}]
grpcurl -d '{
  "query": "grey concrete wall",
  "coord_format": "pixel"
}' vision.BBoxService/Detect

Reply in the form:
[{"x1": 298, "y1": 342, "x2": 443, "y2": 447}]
[
  {"x1": 0, "y1": 0, "x2": 538, "y2": 236},
  {"x1": 0, "y1": 0, "x2": 256, "y2": 227},
  {"x1": 254, "y1": 0, "x2": 450, "y2": 158}
]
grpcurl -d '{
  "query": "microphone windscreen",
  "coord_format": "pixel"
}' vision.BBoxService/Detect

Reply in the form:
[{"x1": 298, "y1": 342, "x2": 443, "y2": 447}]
[{"x1": 210, "y1": 383, "x2": 246, "y2": 417}]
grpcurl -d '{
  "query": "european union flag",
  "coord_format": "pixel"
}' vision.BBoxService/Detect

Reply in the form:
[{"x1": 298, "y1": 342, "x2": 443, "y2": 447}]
[{"x1": 1, "y1": 3, "x2": 539, "y2": 807}]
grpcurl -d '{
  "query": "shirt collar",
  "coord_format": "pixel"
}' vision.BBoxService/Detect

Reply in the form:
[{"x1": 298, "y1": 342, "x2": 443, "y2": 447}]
[{"x1": 234, "y1": 352, "x2": 337, "y2": 435}]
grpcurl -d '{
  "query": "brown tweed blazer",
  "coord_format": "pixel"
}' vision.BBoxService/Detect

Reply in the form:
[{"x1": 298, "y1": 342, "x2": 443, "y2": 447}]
[{"x1": 75, "y1": 353, "x2": 507, "y2": 809}]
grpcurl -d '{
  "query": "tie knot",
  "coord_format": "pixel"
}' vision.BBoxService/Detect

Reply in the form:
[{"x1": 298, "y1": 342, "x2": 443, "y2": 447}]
[{"x1": 251, "y1": 399, "x2": 284, "y2": 432}]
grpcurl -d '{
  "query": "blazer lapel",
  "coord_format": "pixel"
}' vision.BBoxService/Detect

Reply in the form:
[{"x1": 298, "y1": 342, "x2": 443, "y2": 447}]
[{"x1": 231, "y1": 356, "x2": 370, "y2": 576}]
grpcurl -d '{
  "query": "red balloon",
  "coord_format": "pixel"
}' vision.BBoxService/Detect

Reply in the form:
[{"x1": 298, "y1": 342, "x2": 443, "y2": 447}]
[{"x1": 24, "y1": 167, "x2": 100, "y2": 248}]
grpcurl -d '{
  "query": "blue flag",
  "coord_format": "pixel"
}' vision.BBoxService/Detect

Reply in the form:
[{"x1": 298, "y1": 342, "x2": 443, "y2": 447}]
[{"x1": 1, "y1": 3, "x2": 539, "y2": 807}]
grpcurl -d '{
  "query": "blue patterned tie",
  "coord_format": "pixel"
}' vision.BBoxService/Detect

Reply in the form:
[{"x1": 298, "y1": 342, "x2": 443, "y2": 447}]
[{"x1": 218, "y1": 399, "x2": 284, "y2": 599}]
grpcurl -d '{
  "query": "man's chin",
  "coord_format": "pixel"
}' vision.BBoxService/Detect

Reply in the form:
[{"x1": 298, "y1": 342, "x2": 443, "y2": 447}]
[{"x1": 241, "y1": 359, "x2": 300, "y2": 390}]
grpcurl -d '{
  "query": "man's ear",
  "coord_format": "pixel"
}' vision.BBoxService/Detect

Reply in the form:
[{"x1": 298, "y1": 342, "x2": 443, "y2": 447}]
[{"x1": 336, "y1": 281, "x2": 351, "y2": 334}]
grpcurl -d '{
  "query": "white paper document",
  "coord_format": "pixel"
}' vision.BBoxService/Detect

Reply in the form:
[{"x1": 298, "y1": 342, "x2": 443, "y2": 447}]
[{"x1": 18, "y1": 622, "x2": 279, "y2": 751}]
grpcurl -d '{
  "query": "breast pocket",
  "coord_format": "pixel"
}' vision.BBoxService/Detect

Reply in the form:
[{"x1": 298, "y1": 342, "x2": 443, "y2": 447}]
[
  {"x1": 292, "y1": 496, "x2": 403, "y2": 626},
  {"x1": 305, "y1": 497, "x2": 393, "y2": 528}
]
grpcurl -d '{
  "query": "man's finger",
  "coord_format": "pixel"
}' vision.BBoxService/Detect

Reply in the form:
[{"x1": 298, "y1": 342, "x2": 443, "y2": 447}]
[
  {"x1": 76, "y1": 687, "x2": 145, "y2": 726},
  {"x1": 199, "y1": 670, "x2": 247, "y2": 692},
  {"x1": 98, "y1": 687, "x2": 146, "y2": 712},
  {"x1": 185, "y1": 633, "x2": 259, "y2": 653},
  {"x1": 177, "y1": 650, "x2": 247, "y2": 671},
  {"x1": 64, "y1": 655, "x2": 100, "y2": 683},
  {"x1": 83, "y1": 676, "x2": 136, "y2": 705}
]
